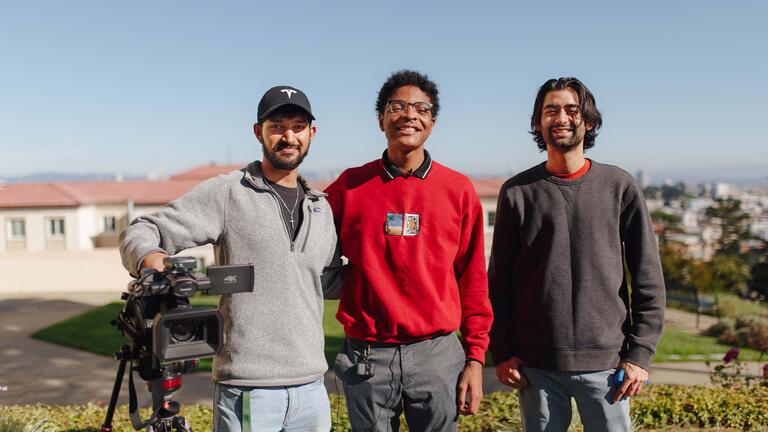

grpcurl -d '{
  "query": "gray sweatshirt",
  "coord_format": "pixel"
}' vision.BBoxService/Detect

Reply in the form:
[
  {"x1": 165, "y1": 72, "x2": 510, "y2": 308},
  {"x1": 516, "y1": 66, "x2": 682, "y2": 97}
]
[
  {"x1": 488, "y1": 161, "x2": 665, "y2": 371},
  {"x1": 120, "y1": 161, "x2": 340, "y2": 386}
]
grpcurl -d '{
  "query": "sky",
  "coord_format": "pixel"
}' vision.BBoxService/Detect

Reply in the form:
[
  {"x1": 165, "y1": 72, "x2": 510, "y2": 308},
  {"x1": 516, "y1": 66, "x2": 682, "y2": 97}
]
[{"x1": 1, "y1": 1, "x2": 767, "y2": 183}]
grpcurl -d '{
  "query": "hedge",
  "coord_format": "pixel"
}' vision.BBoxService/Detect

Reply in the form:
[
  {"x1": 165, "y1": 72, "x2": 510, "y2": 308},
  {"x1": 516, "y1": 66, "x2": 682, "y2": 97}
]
[{"x1": 1, "y1": 385, "x2": 767, "y2": 431}]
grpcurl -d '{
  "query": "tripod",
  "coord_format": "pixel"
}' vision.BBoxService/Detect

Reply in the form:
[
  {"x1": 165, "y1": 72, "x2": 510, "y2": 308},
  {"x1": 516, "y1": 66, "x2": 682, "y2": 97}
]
[{"x1": 100, "y1": 345, "x2": 192, "y2": 432}]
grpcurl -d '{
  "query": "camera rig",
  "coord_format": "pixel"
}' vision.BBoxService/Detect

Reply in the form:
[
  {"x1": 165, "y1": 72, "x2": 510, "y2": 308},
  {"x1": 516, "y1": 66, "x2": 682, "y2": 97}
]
[{"x1": 99, "y1": 256, "x2": 253, "y2": 432}]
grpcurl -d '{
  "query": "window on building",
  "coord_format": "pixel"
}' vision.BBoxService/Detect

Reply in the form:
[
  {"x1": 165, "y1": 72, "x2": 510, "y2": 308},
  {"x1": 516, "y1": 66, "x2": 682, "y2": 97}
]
[
  {"x1": 8, "y1": 219, "x2": 26, "y2": 240},
  {"x1": 487, "y1": 211, "x2": 496, "y2": 228},
  {"x1": 103, "y1": 215, "x2": 117, "y2": 233},
  {"x1": 48, "y1": 218, "x2": 65, "y2": 238}
]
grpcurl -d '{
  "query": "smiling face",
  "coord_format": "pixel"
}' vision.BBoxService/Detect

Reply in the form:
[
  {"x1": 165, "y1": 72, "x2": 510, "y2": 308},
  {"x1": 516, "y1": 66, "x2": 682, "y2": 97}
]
[
  {"x1": 379, "y1": 85, "x2": 435, "y2": 154},
  {"x1": 537, "y1": 88, "x2": 593, "y2": 151},
  {"x1": 254, "y1": 111, "x2": 316, "y2": 171}
]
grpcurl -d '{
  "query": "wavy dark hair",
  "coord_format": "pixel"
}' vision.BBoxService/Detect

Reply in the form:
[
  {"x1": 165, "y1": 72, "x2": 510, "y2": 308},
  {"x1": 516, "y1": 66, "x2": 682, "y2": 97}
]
[
  {"x1": 530, "y1": 77, "x2": 602, "y2": 151},
  {"x1": 376, "y1": 70, "x2": 440, "y2": 118}
]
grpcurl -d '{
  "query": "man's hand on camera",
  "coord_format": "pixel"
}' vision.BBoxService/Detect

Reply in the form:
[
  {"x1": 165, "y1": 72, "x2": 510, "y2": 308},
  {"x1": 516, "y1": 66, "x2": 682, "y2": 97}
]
[{"x1": 141, "y1": 252, "x2": 169, "y2": 272}]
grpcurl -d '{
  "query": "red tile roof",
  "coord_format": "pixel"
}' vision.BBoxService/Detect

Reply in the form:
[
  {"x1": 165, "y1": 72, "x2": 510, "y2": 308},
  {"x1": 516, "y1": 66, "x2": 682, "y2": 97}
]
[
  {"x1": 0, "y1": 164, "x2": 506, "y2": 209},
  {"x1": 471, "y1": 178, "x2": 506, "y2": 197},
  {"x1": 0, "y1": 180, "x2": 202, "y2": 208},
  {"x1": 0, "y1": 183, "x2": 80, "y2": 208}
]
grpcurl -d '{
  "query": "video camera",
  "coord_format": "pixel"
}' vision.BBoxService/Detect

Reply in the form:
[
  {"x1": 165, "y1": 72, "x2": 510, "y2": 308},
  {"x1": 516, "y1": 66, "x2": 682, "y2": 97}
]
[
  {"x1": 100, "y1": 256, "x2": 253, "y2": 432},
  {"x1": 118, "y1": 256, "x2": 253, "y2": 365}
]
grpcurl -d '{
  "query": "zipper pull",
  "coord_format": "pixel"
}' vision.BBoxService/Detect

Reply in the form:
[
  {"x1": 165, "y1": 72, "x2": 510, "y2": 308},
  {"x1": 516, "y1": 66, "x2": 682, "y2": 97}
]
[{"x1": 290, "y1": 242, "x2": 295, "y2": 252}]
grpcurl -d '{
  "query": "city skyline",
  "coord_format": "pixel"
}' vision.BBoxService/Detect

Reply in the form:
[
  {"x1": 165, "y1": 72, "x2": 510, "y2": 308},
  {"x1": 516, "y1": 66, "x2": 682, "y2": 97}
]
[{"x1": 2, "y1": 1, "x2": 766, "y2": 181}]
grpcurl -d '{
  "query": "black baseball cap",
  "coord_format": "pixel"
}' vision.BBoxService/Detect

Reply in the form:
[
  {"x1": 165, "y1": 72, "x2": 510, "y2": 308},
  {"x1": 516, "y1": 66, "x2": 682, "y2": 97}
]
[{"x1": 257, "y1": 85, "x2": 315, "y2": 123}]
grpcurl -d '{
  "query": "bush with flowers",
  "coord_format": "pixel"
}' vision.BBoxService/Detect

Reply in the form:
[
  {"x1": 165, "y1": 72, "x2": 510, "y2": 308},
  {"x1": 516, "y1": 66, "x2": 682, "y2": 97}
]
[{"x1": 706, "y1": 347, "x2": 768, "y2": 388}]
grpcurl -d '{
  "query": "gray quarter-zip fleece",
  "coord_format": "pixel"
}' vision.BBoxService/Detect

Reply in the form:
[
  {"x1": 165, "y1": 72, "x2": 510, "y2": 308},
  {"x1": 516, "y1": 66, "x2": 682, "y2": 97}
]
[{"x1": 120, "y1": 161, "x2": 341, "y2": 386}]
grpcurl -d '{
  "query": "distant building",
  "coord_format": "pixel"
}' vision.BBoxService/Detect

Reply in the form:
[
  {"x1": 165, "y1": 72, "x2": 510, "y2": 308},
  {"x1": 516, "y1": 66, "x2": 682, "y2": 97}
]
[
  {"x1": 636, "y1": 169, "x2": 650, "y2": 188},
  {"x1": 751, "y1": 216, "x2": 768, "y2": 241},
  {"x1": 713, "y1": 182, "x2": 732, "y2": 199}
]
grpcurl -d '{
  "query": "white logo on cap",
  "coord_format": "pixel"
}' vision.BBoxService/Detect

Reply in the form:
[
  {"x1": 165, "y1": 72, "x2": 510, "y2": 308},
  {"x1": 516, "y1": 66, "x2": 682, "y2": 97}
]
[{"x1": 280, "y1": 89, "x2": 297, "y2": 99}]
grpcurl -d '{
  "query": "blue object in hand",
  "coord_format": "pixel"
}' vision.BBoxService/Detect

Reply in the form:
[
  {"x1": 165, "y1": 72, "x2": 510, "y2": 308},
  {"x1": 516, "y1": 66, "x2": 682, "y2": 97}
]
[{"x1": 614, "y1": 368, "x2": 625, "y2": 386}]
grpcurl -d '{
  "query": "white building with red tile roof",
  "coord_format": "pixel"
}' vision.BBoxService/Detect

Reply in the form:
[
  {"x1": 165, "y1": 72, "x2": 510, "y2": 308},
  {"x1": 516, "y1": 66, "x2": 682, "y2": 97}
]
[{"x1": 0, "y1": 163, "x2": 505, "y2": 293}]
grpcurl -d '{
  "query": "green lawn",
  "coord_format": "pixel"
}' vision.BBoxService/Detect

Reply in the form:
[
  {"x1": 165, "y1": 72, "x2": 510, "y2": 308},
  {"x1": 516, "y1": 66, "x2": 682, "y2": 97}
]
[
  {"x1": 32, "y1": 297, "x2": 344, "y2": 373},
  {"x1": 34, "y1": 299, "x2": 766, "y2": 372},
  {"x1": 654, "y1": 327, "x2": 765, "y2": 362},
  {"x1": 714, "y1": 292, "x2": 768, "y2": 318}
]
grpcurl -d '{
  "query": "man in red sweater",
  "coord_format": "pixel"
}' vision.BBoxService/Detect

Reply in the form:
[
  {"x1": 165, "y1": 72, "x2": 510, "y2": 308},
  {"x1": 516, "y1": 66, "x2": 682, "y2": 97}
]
[{"x1": 325, "y1": 70, "x2": 493, "y2": 431}]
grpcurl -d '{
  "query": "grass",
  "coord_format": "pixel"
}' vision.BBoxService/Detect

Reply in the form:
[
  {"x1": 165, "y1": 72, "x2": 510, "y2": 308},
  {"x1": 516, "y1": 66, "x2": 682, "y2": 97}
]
[
  {"x1": 654, "y1": 327, "x2": 765, "y2": 362},
  {"x1": 668, "y1": 292, "x2": 768, "y2": 319},
  {"x1": 35, "y1": 297, "x2": 767, "y2": 370},
  {"x1": 715, "y1": 292, "x2": 768, "y2": 319},
  {"x1": 32, "y1": 297, "x2": 345, "y2": 373}
]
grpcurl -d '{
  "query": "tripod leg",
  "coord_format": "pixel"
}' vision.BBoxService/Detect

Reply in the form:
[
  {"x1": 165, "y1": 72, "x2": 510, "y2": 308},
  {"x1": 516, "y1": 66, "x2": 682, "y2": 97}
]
[
  {"x1": 100, "y1": 345, "x2": 131, "y2": 432},
  {"x1": 173, "y1": 416, "x2": 192, "y2": 432}
]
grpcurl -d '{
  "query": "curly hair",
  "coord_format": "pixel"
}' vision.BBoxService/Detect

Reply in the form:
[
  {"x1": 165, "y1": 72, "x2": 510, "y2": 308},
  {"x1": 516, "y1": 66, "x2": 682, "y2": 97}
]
[
  {"x1": 375, "y1": 70, "x2": 440, "y2": 118},
  {"x1": 530, "y1": 77, "x2": 602, "y2": 151}
]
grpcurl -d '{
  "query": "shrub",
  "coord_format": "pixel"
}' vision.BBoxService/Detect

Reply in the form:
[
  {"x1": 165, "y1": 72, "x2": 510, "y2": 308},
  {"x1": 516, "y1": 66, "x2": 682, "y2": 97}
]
[
  {"x1": 705, "y1": 318, "x2": 733, "y2": 337},
  {"x1": 713, "y1": 314, "x2": 768, "y2": 352},
  {"x1": 2, "y1": 386, "x2": 768, "y2": 431},
  {"x1": 633, "y1": 384, "x2": 768, "y2": 429},
  {"x1": 0, "y1": 415, "x2": 48, "y2": 432}
]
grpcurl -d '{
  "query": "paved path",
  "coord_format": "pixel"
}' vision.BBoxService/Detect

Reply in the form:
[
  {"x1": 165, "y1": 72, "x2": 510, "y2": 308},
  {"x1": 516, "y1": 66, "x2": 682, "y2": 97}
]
[
  {"x1": 0, "y1": 293, "x2": 214, "y2": 406},
  {"x1": 0, "y1": 293, "x2": 758, "y2": 407},
  {"x1": 663, "y1": 307, "x2": 719, "y2": 335}
]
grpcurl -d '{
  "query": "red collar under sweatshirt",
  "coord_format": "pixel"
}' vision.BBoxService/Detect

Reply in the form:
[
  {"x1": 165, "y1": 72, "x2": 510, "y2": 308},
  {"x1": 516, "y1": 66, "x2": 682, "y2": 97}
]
[{"x1": 324, "y1": 159, "x2": 493, "y2": 363}]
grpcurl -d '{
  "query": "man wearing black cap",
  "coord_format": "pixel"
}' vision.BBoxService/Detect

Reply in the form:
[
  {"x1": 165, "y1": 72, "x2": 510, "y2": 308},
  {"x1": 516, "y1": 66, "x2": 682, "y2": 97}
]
[{"x1": 121, "y1": 86, "x2": 341, "y2": 431}]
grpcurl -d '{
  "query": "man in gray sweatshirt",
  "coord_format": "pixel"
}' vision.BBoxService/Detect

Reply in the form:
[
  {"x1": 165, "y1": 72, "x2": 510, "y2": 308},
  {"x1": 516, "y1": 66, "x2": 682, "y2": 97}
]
[
  {"x1": 120, "y1": 86, "x2": 341, "y2": 431},
  {"x1": 489, "y1": 77, "x2": 665, "y2": 431}
]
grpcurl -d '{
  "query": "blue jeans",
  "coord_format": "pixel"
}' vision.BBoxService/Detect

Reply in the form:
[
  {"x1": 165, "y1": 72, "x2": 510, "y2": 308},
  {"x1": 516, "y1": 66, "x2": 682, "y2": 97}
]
[
  {"x1": 213, "y1": 378, "x2": 331, "y2": 432},
  {"x1": 519, "y1": 366, "x2": 630, "y2": 432}
]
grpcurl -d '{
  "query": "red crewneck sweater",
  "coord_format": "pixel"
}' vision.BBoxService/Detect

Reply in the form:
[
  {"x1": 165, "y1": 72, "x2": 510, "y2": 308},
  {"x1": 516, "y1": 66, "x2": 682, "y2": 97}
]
[{"x1": 325, "y1": 159, "x2": 493, "y2": 362}]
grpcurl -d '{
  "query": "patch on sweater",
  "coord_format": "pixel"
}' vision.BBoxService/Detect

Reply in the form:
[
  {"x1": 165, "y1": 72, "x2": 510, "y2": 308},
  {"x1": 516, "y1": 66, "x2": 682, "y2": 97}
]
[
  {"x1": 404, "y1": 213, "x2": 420, "y2": 236},
  {"x1": 384, "y1": 213, "x2": 420, "y2": 236},
  {"x1": 385, "y1": 213, "x2": 403, "y2": 235}
]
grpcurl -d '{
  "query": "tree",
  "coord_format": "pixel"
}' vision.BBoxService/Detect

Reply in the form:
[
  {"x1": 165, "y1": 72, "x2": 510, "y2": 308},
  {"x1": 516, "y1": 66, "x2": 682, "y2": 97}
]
[
  {"x1": 651, "y1": 210, "x2": 683, "y2": 245},
  {"x1": 705, "y1": 198, "x2": 752, "y2": 256},
  {"x1": 708, "y1": 255, "x2": 751, "y2": 295},
  {"x1": 659, "y1": 242, "x2": 695, "y2": 291},
  {"x1": 751, "y1": 252, "x2": 768, "y2": 298}
]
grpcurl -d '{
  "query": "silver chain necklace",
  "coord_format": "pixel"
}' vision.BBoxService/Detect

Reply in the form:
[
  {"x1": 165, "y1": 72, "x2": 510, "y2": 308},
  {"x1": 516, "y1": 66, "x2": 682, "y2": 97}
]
[{"x1": 263, "y1": 177, "x2": 300, "y2": 229}]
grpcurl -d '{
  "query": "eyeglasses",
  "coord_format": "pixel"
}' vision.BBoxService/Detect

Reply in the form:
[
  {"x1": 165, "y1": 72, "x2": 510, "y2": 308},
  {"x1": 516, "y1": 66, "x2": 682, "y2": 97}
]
[{"x1": 386, "y1": 100, "x2": 434, "y2": 116}]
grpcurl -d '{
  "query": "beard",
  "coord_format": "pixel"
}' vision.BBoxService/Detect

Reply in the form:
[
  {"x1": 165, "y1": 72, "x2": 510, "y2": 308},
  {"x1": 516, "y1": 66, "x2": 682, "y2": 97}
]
[
  {"x1": 262, "y1": 139, "x2": 310, "y2": 170},
  {"x1": 544, "y1": 125, "x2": 585, "y2": 150}
]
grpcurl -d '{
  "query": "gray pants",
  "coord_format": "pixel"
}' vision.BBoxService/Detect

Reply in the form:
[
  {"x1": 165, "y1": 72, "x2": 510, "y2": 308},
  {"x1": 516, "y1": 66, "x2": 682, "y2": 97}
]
[
  {"x1": 519, "y1": 366, "x2": 631, "y2": 432},
  {"x1": 333, "y1": 333, "x2": 466, "y2": 432}
]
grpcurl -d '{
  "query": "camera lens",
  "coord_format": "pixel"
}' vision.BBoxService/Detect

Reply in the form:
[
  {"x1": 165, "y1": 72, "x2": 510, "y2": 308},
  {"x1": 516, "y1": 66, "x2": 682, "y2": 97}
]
[{"x1": 170, "y1": 320, "x2": 198, "y2": 343}]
